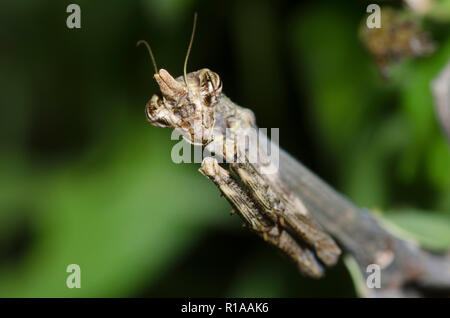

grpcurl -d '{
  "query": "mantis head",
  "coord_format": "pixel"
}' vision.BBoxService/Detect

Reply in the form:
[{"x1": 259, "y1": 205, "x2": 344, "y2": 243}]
[{"x1": 137, "y1": 13, "x2": 223, "y2": 145}]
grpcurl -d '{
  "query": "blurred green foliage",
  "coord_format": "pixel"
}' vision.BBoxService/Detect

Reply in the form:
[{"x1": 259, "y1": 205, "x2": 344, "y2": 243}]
[{"x1": 0, "y1": 0, "x2": 449, "y2": 297}]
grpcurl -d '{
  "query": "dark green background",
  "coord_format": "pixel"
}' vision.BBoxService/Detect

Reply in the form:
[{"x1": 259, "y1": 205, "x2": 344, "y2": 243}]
[{"x1": 0, "y1": 0, "x2": 449, "y2": 297}]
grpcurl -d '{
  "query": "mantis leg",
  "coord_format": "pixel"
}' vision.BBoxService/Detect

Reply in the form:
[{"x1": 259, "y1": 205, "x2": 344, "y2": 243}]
[{"x1": 199, "y1": 157, "x2": 325, "y2": 278}]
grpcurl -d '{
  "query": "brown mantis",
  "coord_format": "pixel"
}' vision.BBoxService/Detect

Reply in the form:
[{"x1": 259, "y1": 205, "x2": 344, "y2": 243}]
[{"x1": 137, "y1": 13, "x2": 341, "y2": 278}]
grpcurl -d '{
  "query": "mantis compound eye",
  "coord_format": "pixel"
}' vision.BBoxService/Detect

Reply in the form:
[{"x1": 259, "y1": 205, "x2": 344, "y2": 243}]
[
  {"x1": 145, "y1": 94, "x2": 173, "y2": 128},
  {"x1": 199, "y1": 69, "x2": 222, "y2": 107}
]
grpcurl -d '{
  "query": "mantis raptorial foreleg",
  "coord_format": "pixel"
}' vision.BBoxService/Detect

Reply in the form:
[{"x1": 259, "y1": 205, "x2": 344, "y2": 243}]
[
  {"x1": 229, "y1": 160, "x2": 340, "y2": 268},
  {"x1": 199, "y1": 157, "x2": 325, "y2": 278}
]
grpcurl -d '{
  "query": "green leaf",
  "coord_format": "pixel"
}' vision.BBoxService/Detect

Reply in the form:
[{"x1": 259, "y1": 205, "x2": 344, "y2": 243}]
[
  {"x1": 0, "y1": 126, "x2": 229, "y2": 297},
  {"x1": 381, "y1": 209, "x2": 450, "y2": 251}
]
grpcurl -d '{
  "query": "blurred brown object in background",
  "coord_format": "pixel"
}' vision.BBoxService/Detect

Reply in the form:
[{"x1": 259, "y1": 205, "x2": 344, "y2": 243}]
[{"x1": 360, "y1": 7, "x2": 435, "y2": 77}]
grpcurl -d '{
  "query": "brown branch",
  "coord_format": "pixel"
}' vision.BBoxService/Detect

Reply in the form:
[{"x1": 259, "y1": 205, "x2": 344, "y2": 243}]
[{"x1": 277, "y1": 145, "x2": 450, "y2": 297}]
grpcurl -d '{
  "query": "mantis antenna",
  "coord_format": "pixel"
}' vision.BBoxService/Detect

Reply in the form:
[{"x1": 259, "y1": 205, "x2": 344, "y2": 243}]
[
  {"x1": 184, "y1": 12, "x2": 198, "y2": 87},
  {"x1": 136, "y1": 40, "x2": 158, "y2": 75}
]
